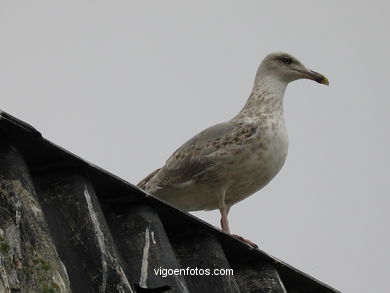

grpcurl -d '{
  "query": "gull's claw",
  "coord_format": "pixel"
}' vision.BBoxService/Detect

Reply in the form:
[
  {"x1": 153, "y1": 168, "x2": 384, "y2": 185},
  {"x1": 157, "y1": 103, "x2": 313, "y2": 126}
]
[{"x1": 232, "y1": 234, "x2": 258, "y2": 249}]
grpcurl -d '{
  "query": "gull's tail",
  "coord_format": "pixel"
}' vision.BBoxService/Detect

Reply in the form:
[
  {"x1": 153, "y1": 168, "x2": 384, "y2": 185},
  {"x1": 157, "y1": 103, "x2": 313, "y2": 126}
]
[{"x1": 137, "y1": 168, "x2": 161, "y2": 190}]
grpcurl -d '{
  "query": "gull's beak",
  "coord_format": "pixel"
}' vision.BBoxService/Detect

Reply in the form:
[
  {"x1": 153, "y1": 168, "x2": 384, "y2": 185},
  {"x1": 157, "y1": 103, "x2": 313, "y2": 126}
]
[{"x1": 305, "y1": 69, "x2": 329, "y2": 86}]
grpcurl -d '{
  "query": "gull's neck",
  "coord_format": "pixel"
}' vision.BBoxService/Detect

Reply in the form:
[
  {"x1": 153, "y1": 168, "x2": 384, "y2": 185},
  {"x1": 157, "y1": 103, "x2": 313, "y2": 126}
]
[{"x1": 233, "y1": 74, "x2": 288, "y2": 122}]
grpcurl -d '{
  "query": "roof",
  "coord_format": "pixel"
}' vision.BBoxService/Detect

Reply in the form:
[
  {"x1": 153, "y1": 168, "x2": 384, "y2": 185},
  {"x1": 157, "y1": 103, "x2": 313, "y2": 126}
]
[{"x1": 0, "y1": 110, "x2": 340, "y2": 293}]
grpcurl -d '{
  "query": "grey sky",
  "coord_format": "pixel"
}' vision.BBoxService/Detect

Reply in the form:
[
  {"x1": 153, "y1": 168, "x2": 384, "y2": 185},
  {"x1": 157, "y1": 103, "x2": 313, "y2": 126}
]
[{"x1": 1, "y1": 1, "x2": 389, "y2": 292}]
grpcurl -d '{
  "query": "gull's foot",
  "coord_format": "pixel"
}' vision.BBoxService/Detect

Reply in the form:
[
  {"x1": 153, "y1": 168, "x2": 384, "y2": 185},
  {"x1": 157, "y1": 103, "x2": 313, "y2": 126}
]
[{"x1": 232, "y1": 234, "x2": 258, "y2": 249}]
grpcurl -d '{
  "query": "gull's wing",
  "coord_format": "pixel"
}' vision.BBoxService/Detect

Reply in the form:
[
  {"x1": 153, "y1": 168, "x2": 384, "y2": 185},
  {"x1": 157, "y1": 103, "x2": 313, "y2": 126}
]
[{"x1": 137, "y1": 121, "x2": 257, "y2": 192}]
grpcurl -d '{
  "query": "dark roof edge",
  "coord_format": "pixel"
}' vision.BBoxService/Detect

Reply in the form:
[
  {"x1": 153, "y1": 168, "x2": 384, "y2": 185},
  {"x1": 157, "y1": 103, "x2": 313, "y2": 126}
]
[
  {"x1": 0, "y1": 110, "x2": 42, "y2": 137},
  {"x1": 0, "y1": 110, "x2": 340, "y2": 293}
]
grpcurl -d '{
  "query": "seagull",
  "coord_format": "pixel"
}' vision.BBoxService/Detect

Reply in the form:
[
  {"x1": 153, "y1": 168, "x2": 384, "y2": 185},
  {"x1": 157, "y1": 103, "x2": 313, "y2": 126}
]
[{"x1": 138, "y1": 52, "x2": 328, "y2": 239}]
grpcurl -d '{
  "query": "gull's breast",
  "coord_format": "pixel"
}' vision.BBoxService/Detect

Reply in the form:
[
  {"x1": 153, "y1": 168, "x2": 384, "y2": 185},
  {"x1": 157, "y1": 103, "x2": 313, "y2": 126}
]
[{"x1": 225, "y1": 121, "x2": 289, "y2": 205}]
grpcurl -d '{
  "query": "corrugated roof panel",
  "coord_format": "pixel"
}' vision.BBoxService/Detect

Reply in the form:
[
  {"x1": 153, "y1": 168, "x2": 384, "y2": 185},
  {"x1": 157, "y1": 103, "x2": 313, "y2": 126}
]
[{"x1": 0, "y1": 111, "x2": 340, "y2": 293}]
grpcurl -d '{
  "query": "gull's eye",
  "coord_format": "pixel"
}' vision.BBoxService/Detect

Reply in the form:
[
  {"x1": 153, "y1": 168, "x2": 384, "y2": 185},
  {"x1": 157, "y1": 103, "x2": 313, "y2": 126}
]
[{"x1": 280, "y1": 56, "x2": 293, "y2": 65}]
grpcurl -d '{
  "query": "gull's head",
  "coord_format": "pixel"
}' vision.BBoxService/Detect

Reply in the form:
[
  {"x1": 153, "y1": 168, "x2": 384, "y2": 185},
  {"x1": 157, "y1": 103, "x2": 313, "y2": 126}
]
[{"x1": 258, "y1": 52, "x2": 329, "y2": 85}]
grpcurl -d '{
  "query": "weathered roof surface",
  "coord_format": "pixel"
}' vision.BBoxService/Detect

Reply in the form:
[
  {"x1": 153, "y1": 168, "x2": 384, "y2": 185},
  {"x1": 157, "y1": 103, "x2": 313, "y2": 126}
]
[{"x1": 0, "y1": 110, "x2": 340, "y2": 293}]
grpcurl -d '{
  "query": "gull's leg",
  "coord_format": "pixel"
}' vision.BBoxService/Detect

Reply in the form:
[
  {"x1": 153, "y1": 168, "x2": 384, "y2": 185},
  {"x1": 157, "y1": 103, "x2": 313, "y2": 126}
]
[
  {"x1": 218, "y1": 191, "x2": 258, "y2": 248},
  {"x1": 219, "y1": 200, "x2": 231, "y2": 234}
]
